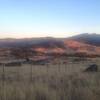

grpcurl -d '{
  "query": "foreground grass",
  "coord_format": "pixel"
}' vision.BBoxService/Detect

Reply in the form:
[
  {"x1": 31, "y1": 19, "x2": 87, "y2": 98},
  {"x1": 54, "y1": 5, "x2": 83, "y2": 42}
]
[
  {"x1": 0, "y1": 73, "x2": 100, "y2": 100},
  {"x1": 0, "y1": 57, "x2": 100, "y2": 100}
]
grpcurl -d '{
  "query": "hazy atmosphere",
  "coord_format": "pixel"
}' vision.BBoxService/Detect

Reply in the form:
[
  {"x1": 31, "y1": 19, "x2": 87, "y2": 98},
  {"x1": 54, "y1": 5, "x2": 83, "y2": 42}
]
[{"x1": 0, "y1": 0, "x2": 100, "y2": 38}]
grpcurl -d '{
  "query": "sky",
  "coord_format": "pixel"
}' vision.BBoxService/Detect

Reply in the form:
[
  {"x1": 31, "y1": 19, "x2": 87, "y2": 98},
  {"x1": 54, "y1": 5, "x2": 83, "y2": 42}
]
[{"x1": 0, "y1": 0, "x2": 100, "y2": 38}]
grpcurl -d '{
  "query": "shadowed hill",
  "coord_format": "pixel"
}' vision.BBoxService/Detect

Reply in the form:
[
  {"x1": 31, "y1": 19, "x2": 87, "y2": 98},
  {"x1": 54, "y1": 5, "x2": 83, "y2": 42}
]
[{"x1": 68, "y1": 33, "x2": 100, "y2": 46}]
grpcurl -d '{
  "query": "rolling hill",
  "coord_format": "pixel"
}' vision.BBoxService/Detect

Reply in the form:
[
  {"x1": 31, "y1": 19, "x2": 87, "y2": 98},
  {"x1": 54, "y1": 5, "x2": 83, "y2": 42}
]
[
  {"x1": 0, "y1": 33, "x2": 100, "y2": 58},
  {"x1": 68, "y1": 33, "x2": 100, "y2": 46}
]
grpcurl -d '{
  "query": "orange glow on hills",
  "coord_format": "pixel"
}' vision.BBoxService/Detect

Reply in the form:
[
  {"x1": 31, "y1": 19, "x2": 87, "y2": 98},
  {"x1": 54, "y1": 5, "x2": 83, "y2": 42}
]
[
  {"x1": 64, "y1": 40, "x2": 100, "y2": 54},
  {"x1": 34, "y1": 48, "x2": 47, "y2": 53},
  {"x1": 33, "y1": 40, "x2": 100, "y2": 55}
]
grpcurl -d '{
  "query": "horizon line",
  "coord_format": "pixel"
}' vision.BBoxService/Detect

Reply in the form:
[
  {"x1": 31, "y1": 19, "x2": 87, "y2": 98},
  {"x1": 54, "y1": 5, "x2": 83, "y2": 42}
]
[{"x1": 0, "y1": 33, "x2": 99, "y2": 39}]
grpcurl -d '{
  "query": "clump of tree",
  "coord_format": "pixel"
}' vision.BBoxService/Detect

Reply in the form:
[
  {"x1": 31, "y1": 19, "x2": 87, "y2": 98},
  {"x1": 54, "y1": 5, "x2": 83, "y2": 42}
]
[{"x1": 11, "y1": 48, "x2": 34, "y2": 59}]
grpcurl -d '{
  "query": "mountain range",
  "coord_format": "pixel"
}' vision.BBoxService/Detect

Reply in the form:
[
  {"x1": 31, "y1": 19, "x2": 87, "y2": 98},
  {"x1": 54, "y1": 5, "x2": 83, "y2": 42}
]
[{"x1": 0, "y1": 33, "x2": 100, "y2": 56}]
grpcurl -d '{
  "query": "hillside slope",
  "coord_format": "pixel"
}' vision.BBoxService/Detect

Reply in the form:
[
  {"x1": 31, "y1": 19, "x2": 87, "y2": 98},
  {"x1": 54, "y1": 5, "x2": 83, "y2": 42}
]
[{"x1": 69, "y1": 33, "x2": 100, "y2": 46}]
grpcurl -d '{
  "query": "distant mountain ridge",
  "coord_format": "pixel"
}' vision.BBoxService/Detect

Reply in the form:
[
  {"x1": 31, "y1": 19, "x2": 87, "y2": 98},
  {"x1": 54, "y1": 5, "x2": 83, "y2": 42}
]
[
  {"x1": 0, "y1": 37, "x2": 62, "y2": 48},
  {"x1": 0, "y1": 33, "x2": 100, "y2": 47},
  {"x1": 69, "y1": 33, "x2": 100, "y2": 46},
  {"x1": 0, "y1": 33, "x2": 100, "y2": 56}
]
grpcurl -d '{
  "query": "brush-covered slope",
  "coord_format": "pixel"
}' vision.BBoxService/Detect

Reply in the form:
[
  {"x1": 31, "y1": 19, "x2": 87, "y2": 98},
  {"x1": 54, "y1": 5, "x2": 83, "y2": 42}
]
[
  {"x1": 0, "y1": 33, "x2": 100, "y2": 57},
  {"x1": 63, "y1": 40, "x2": 100, "y2": 54}
]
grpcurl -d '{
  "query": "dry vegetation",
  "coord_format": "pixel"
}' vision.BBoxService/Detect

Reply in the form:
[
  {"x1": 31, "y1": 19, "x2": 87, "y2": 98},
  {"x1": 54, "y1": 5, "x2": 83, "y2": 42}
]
[{"x1": 0, "y1": 57, "x2": 100, "y2": 100}]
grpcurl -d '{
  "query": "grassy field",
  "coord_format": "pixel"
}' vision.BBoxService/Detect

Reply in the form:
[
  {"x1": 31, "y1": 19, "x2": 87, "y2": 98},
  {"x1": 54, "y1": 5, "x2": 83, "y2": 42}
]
[{"x1": 0, "y1": 57, "x2": 100, "y2": 100}]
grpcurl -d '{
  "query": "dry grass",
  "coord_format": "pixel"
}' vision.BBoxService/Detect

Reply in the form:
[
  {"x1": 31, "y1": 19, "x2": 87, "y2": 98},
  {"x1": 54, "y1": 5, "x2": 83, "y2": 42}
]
[{"x1": 0, "y1": 57, "x2": 100, "y2": 100}]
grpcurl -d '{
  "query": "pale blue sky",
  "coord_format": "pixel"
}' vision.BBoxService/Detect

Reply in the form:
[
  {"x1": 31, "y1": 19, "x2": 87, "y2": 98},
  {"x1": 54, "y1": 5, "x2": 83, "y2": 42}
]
[{"x1": 0, "y1": 0, "x2": 100, "y2": 38}]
